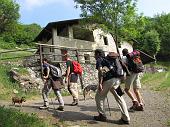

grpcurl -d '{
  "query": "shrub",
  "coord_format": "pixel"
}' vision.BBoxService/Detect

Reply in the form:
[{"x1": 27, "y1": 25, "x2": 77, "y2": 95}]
[{"x1": 0, "y1": 106, "x2": 50, "y2": 127}]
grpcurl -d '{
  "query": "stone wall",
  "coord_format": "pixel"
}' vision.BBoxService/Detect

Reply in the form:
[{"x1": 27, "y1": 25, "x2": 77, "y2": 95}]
[{"x1": 23, "y1": 56, "x2": 98, "y2": 91}]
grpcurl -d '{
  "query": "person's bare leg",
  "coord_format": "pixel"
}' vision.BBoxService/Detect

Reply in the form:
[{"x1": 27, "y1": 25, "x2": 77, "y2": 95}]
[
  {"x1": 134, "y1": 88, "x2": 143, "y2": 104},
  {"x1": 134, "y1": 88, "x2": 144, "y2": 111},
  {"x1": 125, "y1": 88, "x2": 136, "y2": 101}
]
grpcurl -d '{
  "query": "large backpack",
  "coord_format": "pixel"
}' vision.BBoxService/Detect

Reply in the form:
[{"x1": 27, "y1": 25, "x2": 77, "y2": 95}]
[
  {"x1": 72, "y1": 61, "x2": 83, "y2": 76},
  {"x1": 104, "y1": 52, "x2": 124, "y2": 78},
  {"x1": 49, "y1": 64, "x2": 62, "y2": 78},
  {"x1": 126, "y1": 50, "x2": 144, "y2": 73}
]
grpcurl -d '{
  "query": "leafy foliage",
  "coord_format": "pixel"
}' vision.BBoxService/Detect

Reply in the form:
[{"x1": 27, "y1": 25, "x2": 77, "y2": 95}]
[
  {"x1": 152, "y1": 13, "x2": 170, "y2": 56},
  {"x1": 0, "y1": 0, "x2": 42, "y2": 48},
  {"x1": 142, "y1": 30, "x2": 160, "y2": 57},
  {"x1": 134, "y1": 13, "x2": 170, "y2": 58},
  {"x1": 74, "y1": 0, "x2": 144, "y2": 42},
  {"x1": 0, "y1": 0, "x2": 19, "y2": 34},
  {"x1": 2, "y1": 23, "x2": 42, "y2": 46}
]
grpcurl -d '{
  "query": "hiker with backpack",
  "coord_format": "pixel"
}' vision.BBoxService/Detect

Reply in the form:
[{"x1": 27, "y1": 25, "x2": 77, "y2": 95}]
[
  {"x1": 64, "y1": 53, "x2": 82, "y2": 106},
  {"x1": 122, "y1": 48, "x2": 144, "y2": 111},
  {"x1": 39, "y1": 58, "x2": 65, "y2": 111},
  {"x1": 93, "y1": 49, "x2": 130, "y2": 124}
]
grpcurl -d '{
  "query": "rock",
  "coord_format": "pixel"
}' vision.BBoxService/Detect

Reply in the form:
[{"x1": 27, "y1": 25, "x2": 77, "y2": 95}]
[{"x1": 13, "y1": 89, "x2": 18, "y2": 94}]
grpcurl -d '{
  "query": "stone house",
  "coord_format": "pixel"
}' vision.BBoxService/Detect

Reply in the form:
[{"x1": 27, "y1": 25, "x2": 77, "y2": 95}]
[
  {"x1": 34, "y1": 18, "x2": 133, "y2": 63},
  {"x1": 33, "y1": 18, "x2": 134, "y2": 86}
]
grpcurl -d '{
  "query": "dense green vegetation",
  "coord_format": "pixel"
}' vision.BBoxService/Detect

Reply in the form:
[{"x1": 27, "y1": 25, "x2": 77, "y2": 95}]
[
  {"x1": 0, "y1": 106, "x2": 51, "y2": 127},
  {"x1": 0, "y1": 0, "x2": 41, "y2": 49}
]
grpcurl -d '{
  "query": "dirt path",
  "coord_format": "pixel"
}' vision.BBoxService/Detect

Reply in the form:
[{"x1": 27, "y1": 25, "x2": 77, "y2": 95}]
[{"x1": 0, "y1": 87, "x2": 170, "y2": 127}]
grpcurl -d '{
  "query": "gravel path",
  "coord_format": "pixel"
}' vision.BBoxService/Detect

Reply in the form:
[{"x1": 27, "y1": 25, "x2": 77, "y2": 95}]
[{"x1": 0, "y1": 87, "x2": 169, "y2": 127}]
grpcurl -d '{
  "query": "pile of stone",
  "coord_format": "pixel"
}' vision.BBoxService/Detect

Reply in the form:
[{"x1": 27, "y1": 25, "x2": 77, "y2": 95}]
[{"x1": 10, "y1": 68, "x2": 43, "y2": 92}]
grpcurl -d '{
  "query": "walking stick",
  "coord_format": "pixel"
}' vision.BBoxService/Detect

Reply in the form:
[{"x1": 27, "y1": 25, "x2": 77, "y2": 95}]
[
  {"x1": 106, "y1": 96, "x2": 111, "y2": 116},
  {"x1": 51, "y1": 98, "x2": 55, "y2": 110}
]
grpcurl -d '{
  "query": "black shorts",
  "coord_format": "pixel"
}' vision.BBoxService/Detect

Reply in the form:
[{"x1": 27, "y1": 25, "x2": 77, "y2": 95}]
[{"x1": 70, "y1": 73, "x2": 78, "y2": 83}]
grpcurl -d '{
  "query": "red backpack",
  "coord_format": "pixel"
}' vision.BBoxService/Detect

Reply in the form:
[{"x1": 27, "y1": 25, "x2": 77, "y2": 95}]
[
  {"x1": 126, "y1": 50, "x2": 144, "y2": 73},
  {"x1": 72, "y1": 61, "x2": 83, "y2": 76}
]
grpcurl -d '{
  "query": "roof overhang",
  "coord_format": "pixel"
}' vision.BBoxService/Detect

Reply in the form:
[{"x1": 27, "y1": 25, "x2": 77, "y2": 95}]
[{"x1": 33, "y1": 18, "x2": 80, "y2": 42}]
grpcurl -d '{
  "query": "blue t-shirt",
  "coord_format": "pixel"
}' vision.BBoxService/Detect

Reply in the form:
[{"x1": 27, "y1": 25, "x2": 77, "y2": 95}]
[{"x1": 96, "y1": 57, "x2": 107, "y2": 69}]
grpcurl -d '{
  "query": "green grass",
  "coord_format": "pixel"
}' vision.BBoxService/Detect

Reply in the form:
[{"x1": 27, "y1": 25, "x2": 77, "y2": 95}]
[
  {"x1": 141, "y1": 72, "x2": 170, "y2": 91},
  {"x1": 0, "y1": 64, "x2": 41, "y2": 100},
  {"x1": 0, "y1": 106, "x2": 51, "y2": 127},
  {"x1": 0, "y1": 63, "x2": 70, "y2": 100},
  {"x1": 0, "y1": 38, "x2": 33, "y2": 50},
  {"x1": 141, "y1": 62, "x2": 170, "y2": 91},
  {"x1": 0, "y1": 50, "x2": 34, "y2": 61},
  {"x1": 168, "y1": 120, "x2": 170, "y2": 126}
]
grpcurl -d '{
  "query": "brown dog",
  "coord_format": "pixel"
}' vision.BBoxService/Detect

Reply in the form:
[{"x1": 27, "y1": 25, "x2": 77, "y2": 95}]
[{"x1": 12, "y1": 97, "x2": 26, "y2": 107}]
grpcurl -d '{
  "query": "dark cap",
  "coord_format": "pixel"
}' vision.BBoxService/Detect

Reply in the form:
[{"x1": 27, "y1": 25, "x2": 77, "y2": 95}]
[{"x1": 122, "y1": 48, "x2": 129, "y2": 55}]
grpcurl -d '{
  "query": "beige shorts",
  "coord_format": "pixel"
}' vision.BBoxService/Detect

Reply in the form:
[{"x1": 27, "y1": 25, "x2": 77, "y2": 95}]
[{"x1": 125, "y1": 73, "x2": 141, "y2": 89}]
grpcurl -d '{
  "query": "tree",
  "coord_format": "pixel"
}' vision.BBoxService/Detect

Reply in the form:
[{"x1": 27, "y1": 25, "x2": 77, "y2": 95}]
[
  {"x1": 142, "y1": 30, "x2": 160, "y2": 58},
  {"x1": 15, "y1": 23, "x2": 42, "y2": 45},
  {"x1": 0, "y1": 0, "x2": 20, "y2": 34},
  {"x1": 152, "y1": 13, "x2": 170, "y2": 56},
  {"x1": 74, "y1": 0, "x2": 144, "y2": 49},
  {"x1": 3, "y1": 23, "x2": 42, "y2": 46}
]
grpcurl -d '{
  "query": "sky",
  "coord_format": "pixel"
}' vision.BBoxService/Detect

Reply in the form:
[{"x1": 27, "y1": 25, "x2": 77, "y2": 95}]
[{"x1": 15, "y1": 0, "x2": 170, "y2": 27}]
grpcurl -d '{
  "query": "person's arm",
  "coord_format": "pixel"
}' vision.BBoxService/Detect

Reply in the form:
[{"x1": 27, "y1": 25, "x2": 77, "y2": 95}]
[
  {"x1": 65, "y1": 66, "x2": 70, "y2": 83},
  {"x1": 98, "y1": 66, "x2": 104, "y2": 92},
  {"x1": 65, "y1": 61, "x2": 71, "y2": 83},
  {"x1": 96, "y1": 58, "x2": 104, "y2": 92},
  {"x1": 43, "y1": 67, "x2": 50, "y2": 79}
]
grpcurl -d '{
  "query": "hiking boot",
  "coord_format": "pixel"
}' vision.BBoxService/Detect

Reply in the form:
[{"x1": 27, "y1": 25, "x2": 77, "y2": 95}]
[
  {"x1": 136, "y1": 104, "x2": 144, "y2": 111},
  {"x1": 57, "y1": 106, "x2": 64, "y2": 111},
  {"x1": 71, "y1": 101, "x2": 78, "y2": 106},
  {"x1": 118, "y1": 118, "x2": 130, "y2": 125},
  {"x1": 128, "y1": 100, "x2": 139, "y2": 112},
  {"x1": 94, "y1": 114, "x2": 107, "y2": 122},
  {"x1": 39, "y1": 105, "x2": 49, "y2": 110},
  {"x1": 71, "y1": 99, "x2": 78, "y2": 106}
]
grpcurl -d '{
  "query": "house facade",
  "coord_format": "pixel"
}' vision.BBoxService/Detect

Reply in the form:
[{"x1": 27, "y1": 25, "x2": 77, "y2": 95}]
[{"x1": 34, "y1": 19, "x2": 133, "y2": 63}]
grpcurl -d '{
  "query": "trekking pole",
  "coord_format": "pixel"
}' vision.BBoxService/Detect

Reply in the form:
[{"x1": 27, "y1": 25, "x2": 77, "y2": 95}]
[
  {"x1": 106, "y1": 96, "x2": 111, "y2": 116},
  {"x1": 50, "y1": 98, "x2": 55, "y2": 110}
]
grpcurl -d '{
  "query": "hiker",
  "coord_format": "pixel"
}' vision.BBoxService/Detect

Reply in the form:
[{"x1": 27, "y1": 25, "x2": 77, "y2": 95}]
[
  {"x1": 93, "y1": 49, "x2": 130, "y2": 124},
  {"x1": 64, "y1": 53, "x2": 79, "y2": 106},
  {"x1": 39, "y1": 58, "x2": 65, "y2": 111},
  {"x1": 122, "y1": 48, "x2": 144, "y2": 111}
]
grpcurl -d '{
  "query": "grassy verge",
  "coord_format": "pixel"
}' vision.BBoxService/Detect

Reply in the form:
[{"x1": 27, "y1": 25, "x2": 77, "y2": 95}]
[
  {"x1": 0, "y1": 63, "x2": 45, "y2": 100},
  {"x1": 141, "y1": 62, "x2": 170, "y2": 91},
  {"x1": 0, "y1": 63, "x2": 70, "y2": 100},
  {"x1": 168, "y1": 120, "x2": 170, "y2": 126},
  {"x1": 0, "y1": 49, "x2": 35, "y2": 62},
  {"x1": 0, "y1": 106, "x2": 51, "y2": 127},
  {"x1": 141, "y1": 71, "x2": 170, "y2": 91}
]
